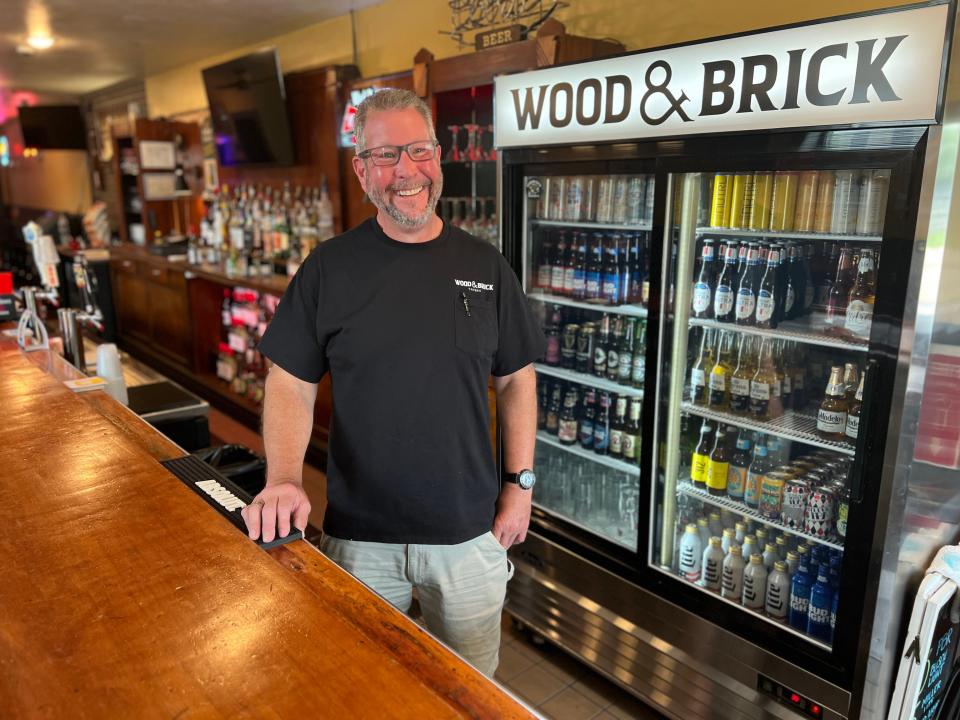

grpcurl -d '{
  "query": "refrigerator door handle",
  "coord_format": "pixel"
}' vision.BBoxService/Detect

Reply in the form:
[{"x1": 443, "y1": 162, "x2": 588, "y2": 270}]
[{"x1": 850, "y1": 358, "x2": 879, "y2": 504}]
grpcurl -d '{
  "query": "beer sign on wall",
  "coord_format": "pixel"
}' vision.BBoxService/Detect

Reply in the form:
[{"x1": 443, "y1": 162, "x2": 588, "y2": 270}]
[{"x1": 494, "y1": 4, "x2": 949, "y2": 148}]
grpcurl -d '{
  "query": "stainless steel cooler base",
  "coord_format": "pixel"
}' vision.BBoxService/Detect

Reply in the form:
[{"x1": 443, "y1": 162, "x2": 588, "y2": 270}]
[{"x1": 507, "y1": 532, "x2": 850, "y2": 720}]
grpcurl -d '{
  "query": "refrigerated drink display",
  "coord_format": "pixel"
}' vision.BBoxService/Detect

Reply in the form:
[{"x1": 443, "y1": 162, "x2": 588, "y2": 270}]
[
  {"x1": 654, "y1": 166, "x2": 891, "y2": 650},
  {"x1": 525, "y1": 173, "x2": 652, "y2": 550}
]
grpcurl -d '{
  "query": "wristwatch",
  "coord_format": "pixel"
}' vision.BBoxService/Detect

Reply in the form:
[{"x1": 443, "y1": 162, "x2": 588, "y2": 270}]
[{"x1": 505, "y1": 469, "x2": 536, "y2": 490}]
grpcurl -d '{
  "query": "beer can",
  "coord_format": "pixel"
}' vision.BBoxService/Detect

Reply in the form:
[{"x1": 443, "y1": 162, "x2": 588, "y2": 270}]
[
  {"x1": 804, "y1": 484, "x2": 837, "y2": 539},
  {"x1": 612, "y1": 176, "x2": 629, "y2": 223},
  {"x1": 576, "y1": 323, "x2": 595, "y2": 373},
  {"x1": 547, "y1": 176, "x2": 566, "y2": 220},
  {"x1": 625, "y1": 175, "x2": 647, "y2": 225},
  {"x1": 644, "y1": 175, "x2": 656, "y2": 224},
  {"x1": 595, "y1": 176, "x2": 614, "y2": 223},
  {"x1": 830, "y1": 170, "x2": 861, "y2": 235},
  {"x1": 781, "y1": 478, "x2": 811, "y2": 531},
  {"x1": 749, "y1": 172, "x2": 774, "y2": 230},
  {"x1": 565, "y1": 176, "x2": 585, "y2": 221},
  {"x1": 856, "y1": 169, "x2": 890, "y2": 236},
  {"x1": 813, "y1": 171, "x2": 836, "y2": 233},
  {"x1": 728, "y1": 173, "x2": 753, "y2": 229},
  {"x1": 793, "y1": 171, "x2": 820, "y2": 232},
  {"x1": 535, "y1": 177, "x2": 551, "y2": 219},
  {"x1": 709, "y1": 174, "x2": 733, "y2": 228},
  {"x1": 769, "y1": 172, "x2": 798, "y2": 232},
  {"x1": 759, "y1": 472, "x2": 789, "y2": 520},
  {"x1": 560, "y1": 323, "x2": 579, "y2": 369}
]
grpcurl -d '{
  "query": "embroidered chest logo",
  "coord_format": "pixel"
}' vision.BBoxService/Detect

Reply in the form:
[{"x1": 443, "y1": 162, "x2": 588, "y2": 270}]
[{"x1": 454, "y1": 279, "x2": 494, "y2": 293}]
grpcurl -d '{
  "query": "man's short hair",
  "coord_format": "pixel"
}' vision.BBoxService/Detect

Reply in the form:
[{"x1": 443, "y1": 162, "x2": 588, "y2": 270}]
[{"x1": 354, "y1": 89, "x2": 437, "y2": 153}]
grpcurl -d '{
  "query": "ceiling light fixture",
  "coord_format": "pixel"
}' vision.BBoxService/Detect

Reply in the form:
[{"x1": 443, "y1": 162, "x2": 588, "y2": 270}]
[{"x1": 26, "y1": 34, "x2": 54, "y2": 50}]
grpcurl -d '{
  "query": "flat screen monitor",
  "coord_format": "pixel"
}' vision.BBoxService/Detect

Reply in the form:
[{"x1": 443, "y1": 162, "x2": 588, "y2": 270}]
[
  {"x1": 202, "y1": 49, "x2": 295, "y2": 167},
  {"x1": 18, "y1": 105, "x2": 86, "y2": 150}
]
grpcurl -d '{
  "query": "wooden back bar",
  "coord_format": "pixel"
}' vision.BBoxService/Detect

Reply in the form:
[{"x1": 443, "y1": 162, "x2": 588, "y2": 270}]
[{"x1": 0, "y1": 336, "x2": 536, "y2": 719}]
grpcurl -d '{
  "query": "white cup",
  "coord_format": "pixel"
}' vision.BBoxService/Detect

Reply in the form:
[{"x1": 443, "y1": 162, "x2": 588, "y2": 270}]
[{"x1": 96, "y1": 343, "x2": 128, "y2": 405}]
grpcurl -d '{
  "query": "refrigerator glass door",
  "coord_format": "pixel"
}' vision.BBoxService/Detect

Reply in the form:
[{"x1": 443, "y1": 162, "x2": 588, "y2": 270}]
[
  {"x1": 650, "y1": 168, "x2": 890, "y2": 651},
  {"x1": 523, "y1": 172, "x2": 654, "y2": 551}
]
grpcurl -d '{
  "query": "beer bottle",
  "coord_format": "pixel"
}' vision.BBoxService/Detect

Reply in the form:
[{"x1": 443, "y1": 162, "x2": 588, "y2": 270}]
[
  {"x1": 755, "y1": 246, "x2": 780, "y2": 329},
  {"x1": 845, "y1": 373, "x2": 864, "y2": 441},
  {"x1": 536, "y1": 230, "x2": 554, "y2": 290},
  {"x1": 617, "y1": 234, "x2": 632, "y2": 305},
  {"x1": 815, "y1": 243, "x2": 839, "y2": 312},
  {"x1": 691, "y1": 419, "x2": 715, "y2": 488},
  {"x1": 708, "y1": 330, "x2": 735, "y2": 410},
  {"x1": 691, "y1": 239, "x2": 716, "y2": 319},
  {"x1": 791, "y1": 345, "x2": 808, "y2": 411},
  {"x1": 551, "y1": 230, "x2": 568, "y2": 295},
  {"x1": 817, "y1": 366, "x2": 849, "y2": 440},
  {"x1": 593, "y1": 392, "x2": 612, "y2": 455},
  {"x1": 844, "y1": 248, "x2": 876, "y2": 339},
  {"x1": 773, "y1": 244, "x2": 790, "y2": 324},
  {"x1": 578, "y1": 388, "x2": 596, "y2": 449},
  {"x1": 609, "y1": 395, "x2": 628, "y2": 458},
  {"x1": 735, "y1": 242, "x2": 749, "y2": 286},
  {"x1": 631, "y1": 320, "x2": 647, "y2": 388},
  {"x1": 728, "y1": 429, "x2": 752, "y2": 501},
  {"x1": 825, "y1": 247, "x2": 855, "y2": 327},
  {"x1": 606, "y1": 315, "x2": 623, "y2": 382},
  {"x1": 628, "y1": 233, "x2": 643, "y2": 304},
  {"x1": 750, "y1": 338, "x2": 777, "y2": 420},
  {"x1": 545, "y1": 382, "x2": 562, "y2": 434},
  {"x1": 690, "y1": 328, "x2": 716, "y2": 405},
  {"x1": 622, "y1": 396, "x2": 642, "y2": 463},
  {"x1": 706, "y1": 425, "x2": 730, "y2": 497},
  {"x1": 730, "y1": 334, "x2": 756, "y2": 415},
  {"x1": 571, "y1": 232, "x2": 588, "y2": 300},
  {"x1": 745, "y1": 435, "x2": 771, "y2": 509},
  {"x1": 801, "y1": 243, "x2": 816, "y2": 316},
  {"x1": 602, "y1": 234, "x2": 621, "y2": 306},
  {"x1": 618, "y1": 318, "x2": 636, "y2": 384},
  {"x1": 563, "y1": 233, "x2": 577, "y2": 297},
  {"x1": 537, "y1": 379, "x2": 548, "y2": 429},
  {"x1": 640, "y1": 233, "x2": 652, "y2": 307},
  {"x1": 784, "y1": 244, "x2": 806, "y2": 321},
  {"x1": 557, "y1": 389, "x2": 579, "y2": 445},
  {"x1": 713, "y1": 243, "x2": 738, "y2": 323},
  {"x1": 586, "y1": 233, "x2": 604, "y2": 301},
  {"x1": 770, "y1": 340, "x2": 786, "y2": 419},
  {"x1": 842, "y1": 363, "x2": 859, "y2": 403},
  {"x1": 735, "y1": 244, "x2": 760, "y2": 326},
  {"x1": 593, "y1": 313, "x2": 610, "y2": 377}
]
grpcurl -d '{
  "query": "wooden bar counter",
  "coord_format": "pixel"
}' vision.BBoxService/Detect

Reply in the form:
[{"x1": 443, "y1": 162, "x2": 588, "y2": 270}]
[{"x1": 0, "y1": 333, "x2": 537, "y2": 719}]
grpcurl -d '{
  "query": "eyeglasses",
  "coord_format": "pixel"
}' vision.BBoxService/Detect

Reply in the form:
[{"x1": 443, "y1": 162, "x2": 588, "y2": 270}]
[{"x1": 357, "y1": 140, "x2": 438, "y2": 166}]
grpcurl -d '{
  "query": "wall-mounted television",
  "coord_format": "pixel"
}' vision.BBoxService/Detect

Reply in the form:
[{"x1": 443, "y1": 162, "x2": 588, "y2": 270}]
[
  {"x1": 202, "y1": 49, "x2": 295, "y2": 167},
  {"x1": 18, "y1": 105, "x2": 87, "y2": 150}
]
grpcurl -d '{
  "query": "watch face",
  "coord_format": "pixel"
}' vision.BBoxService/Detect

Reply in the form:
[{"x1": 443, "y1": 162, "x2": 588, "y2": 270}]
[{"x1": 517, "y1": 470, "x2": 536, "y2": 490}]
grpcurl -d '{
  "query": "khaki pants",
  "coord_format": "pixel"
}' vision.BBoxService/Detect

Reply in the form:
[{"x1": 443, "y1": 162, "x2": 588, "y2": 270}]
[{"x1": 319, "y1": 531, "x2": 513, "y2": 677}]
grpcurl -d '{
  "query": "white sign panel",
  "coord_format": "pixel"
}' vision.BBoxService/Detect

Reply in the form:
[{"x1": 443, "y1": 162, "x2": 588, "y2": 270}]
[{"x1": 494, "y1": 4, "x2": 949, "y2": 148}]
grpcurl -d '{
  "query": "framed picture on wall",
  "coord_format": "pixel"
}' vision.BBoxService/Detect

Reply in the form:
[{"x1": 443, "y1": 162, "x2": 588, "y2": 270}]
[
  {"x1": 142, "y1": 172, "x2": 177, "y2": 200},
  {"x1": 139, "y1": 140, "x2": 176, "y2": 170}
]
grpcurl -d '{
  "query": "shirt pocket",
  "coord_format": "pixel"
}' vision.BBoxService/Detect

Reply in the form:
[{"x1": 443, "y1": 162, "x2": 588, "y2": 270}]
[{"x1": 454, "y1": 292, "x2": 498, "y2": 358}]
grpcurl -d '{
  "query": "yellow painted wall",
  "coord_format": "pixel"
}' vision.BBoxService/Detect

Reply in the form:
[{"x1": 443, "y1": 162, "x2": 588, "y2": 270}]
[{"x1": 146, "y1": 0, "x2": 906, "y2": 118}]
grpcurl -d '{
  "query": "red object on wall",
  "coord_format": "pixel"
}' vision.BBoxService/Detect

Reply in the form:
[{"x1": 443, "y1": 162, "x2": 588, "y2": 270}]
[
  {"x1": 0, "y1": 271, "x2": 13, "y2": 295},
  {"x1": 914, "y1": 345, "x2": 960, "y2": 469}
]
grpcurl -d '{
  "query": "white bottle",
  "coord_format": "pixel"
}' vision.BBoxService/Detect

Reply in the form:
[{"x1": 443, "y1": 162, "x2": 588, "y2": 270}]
[
  {"x1": 762, "y1": 543, "x2": 779, "y2": 572},
  {"x1": 735, "y1": 521, "x2": 747, "y2": 545},
  {"x1": 741, "y1": 535, "x2": 758, "y2": 562},
  {"x1": 755, "y1": 528, "x2": 768, "y2": 550},
  {"x1": 708, "y1": 512, "x2": 723, "y2": 538},
  {"x1": 702, "y1": 537, "x2": 724, "y2": 591},
  {"x1": 742, "y1": 554, "x2": 768, "y2": 610},
  {"x1": 679, "y1": 524, "x2": 703, "y2": 582},
  {"x1": 697, "y1": 517, "x2": 711, "y2": 549},
  {"x1": 721, "y1": 528, "x2": 737, "y2": 556},
  {"x1": 786, "y1": 550, "x2": 800, "y2": 577},
  {"x1": 765, "y1": 561, "x2": 790, "y2": 620},
  {"x1": 776, "y1": 536, "x2": 789, "y2": 561},
  {"x1": 721, "y1": 545, "x2": 745, "y2": 601}
]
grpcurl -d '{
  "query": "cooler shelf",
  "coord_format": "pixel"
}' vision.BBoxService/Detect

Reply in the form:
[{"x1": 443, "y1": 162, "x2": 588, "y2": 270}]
[
  {"x1": 533, "y1": 219, "x2": 653, "y2": 232},
  {"x1": 676, "y1": 479, "x2": 845, "y2": 551},
  {"x1": 535, "y1": 363, "x2": 644, "y2": 397},
  {"x1": 527, "y1": 291, "x2": 648, "y2": 318},
  {"x1": 695, "y1": 227, "x2": 882, "y2": 243},
  {"x1": 536, "y1": 430, "x2": 640, "y2": 477},
  {"x1": 688, "y1": 317, "x2": 869, "y2": 353},
  {"x1": 681, "y1": 401, "x2": 856, "y2": 456}
]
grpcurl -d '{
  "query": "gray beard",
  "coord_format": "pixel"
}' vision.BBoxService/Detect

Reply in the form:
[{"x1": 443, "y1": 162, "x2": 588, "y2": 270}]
[{"x1": 368, "y1": 176, "x2": 444, "y2": 229}]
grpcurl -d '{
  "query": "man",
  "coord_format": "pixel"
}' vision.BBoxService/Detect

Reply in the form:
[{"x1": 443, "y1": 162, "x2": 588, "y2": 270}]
[{"x1": 243, "y1": 88, "x2": 545, "y2": 677}]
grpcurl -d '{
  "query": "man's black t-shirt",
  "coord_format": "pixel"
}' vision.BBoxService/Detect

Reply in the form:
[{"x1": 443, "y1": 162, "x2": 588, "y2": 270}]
[{"x1": 258, "y1": 218, "x2": 545, "y2": 544}]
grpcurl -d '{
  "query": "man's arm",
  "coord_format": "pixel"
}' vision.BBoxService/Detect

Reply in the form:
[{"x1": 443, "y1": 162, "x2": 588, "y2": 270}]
[
  {"x1": 491, "y1": 363, "x2": 538, "y2": 548},
  {"x1": 240, "y1": 363, "x2": 318, "y2": 542}
]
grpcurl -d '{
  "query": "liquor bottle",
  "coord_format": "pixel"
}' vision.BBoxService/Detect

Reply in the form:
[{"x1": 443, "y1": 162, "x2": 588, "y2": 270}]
[
  {"x1": 631, "y1": 321, "x2": 647, "y2": 388},
  {"x1": 705, "y1": 425, "x2": 730, "y2": 497},
  {"x1": 618, "y1": 318, "x2": 637, "y2": 384},
  {"x1": 845, "y1": 373, "x2": 864, "y2": 441},
  {"x1": 593, "y1": 313, "x2": 610, "y2": 377},
  {"x1": 545, "y1": 382, "x2": 562, "y2": 434},
  {"x1": 825, "y1": 247, "x2": 856, "y2": 327},
  {"x1": 691, "y1": 239, "x2": 716, "y2": 319},
  {"x1": 721, "y1": 545, "x2": 745, "y2": 600},
  {"x1": 742, "y1": 554, "x2": 768, "y2": 610},
  {"x1": 702, "y1": 537, "x2": 725, "y2": 591},
  {"x1": 806, "y1": 568, "x2": 835, "y2": 642},
  {"x1": 708, "y1": 330, "x2": 734, "y2": 410},
  {"x1": 691, "y1": 419, "x2": 715, "y2": 489},
  {"x1": 571, "y1": 232, "x2": 588, "y2": 300},
  {"x1": 679, "y1": 524, "x2": 703, "y2": 581},
  {"x1": 713, "y1": 243, "x2": 738, "y2": 322},
  {"x1": 593, "y1": 392, "x2": 612, "y2": 455},
  {"x1": 844, "y1": 248, "x2": 876, "y2": 339},
  {"x1": 765, "y1": 561, "x2": 790, "y2": 621},
  {"x1": 557, "y1": 389, "x2": 579, "y2": 445},
  {"x1": 755, "y1": 246, "x2": 780, "y2": 329},
  {"x1": 727, "y1": 429, "x2": 752, "y2": 501},
  {"x1": 735, "y1": 244, "x2": 760, "y2": 326},
  {"x1": 729, "y1": 334, "x2": 755, "y2": 415},
  {"x1": 745, "y1": 437, "x2": 771, "y2": 509},
  {"x1": 551, "y1": 230, "x2": 568, "y2": 295},
  {"x1": 750, "y1": 338, "x2": 777, "y2": 420},
  {"x1": 606, "y1": 316, "x2": 623, "y2": 382},
  {"x1": 789, "y1": 561, "x2": 813, "y2": 631},
  {"x1": 842, "y1": 363, "x2": 860, "y2": 403},
  {"x1": 609, "y1": 395, "x2": 628, "y2": 458},
  {"x1": 622, "y1": 397, "x2": 642, "y2": 463},
  {"x1": 586, "y1": 233, "x2": 603, "y2": 301},
  {"x1": 602, "y1": 234, "x2": 621, "y2": 305},
  {"x1": 690, "y1": 328, "x2": 715, "y2": 406},
  {"x1": 817, "y1": 366, "x2": 849, "y2": 440},
  {"x1": 578, "y1": 389, "x2": 597, "y2": 449}
]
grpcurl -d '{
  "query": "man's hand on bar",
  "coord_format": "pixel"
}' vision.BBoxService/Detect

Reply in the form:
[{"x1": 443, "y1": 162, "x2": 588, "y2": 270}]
[{"x1": 241, "y1": 481, "x2": 311, "y2": 542}]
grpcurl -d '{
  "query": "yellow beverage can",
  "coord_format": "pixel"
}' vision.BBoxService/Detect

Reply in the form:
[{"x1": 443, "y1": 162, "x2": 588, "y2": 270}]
[
  {"x1": 813, "y1": 171, "x2": 836, "y2": 233},
  {"x1": 710, "y1": 174, "x2": 733, "y2": 228},
  {"x1": 749, "y1": 172, "x2": 773, "y2": 230},
  {"x1": 793, "y1": 171, "x2": 819, "y2": 232},
  {"x1": 729, "y1": 173, "x2": 754, "y2": 229},
  {"x1": 769, "y1": 171, "x2": 798, "y2": 232}
]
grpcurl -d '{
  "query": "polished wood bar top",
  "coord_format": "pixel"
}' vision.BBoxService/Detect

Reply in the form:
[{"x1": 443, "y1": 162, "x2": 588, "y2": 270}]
[{"x1": 0, "y1": 336, "x2": 536, "y2": 719}]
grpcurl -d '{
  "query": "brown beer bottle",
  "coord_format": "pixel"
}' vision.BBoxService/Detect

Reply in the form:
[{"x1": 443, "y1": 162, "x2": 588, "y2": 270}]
[
  {"x1": 826, "y1": 247, "x2": 855, "y2": 327},
  {"x1": 705, "y1": 425, "x2": 730, "y2": 497},
  {"x1": 729, "y1": 334, "x2": 756, "y2": 415},
  {"x1": 708, "y1": 330, "x2": 735, "y2": 410},
  {"x1": 845, "y1": 373, "x2": 864, "y2": 441},
  {"x1": 817, "y1": 366, "x2": 849, "y2": 440},
  {"x1": 844, "y1": 248, "x2": 877, "y2": 339},
  {"x1": 690, "y1": 328, "x2": 715, "y2": 406},
  {"x1": 691, "y1": 419, "x2": 715, "y2": 488},
  {"x1": 750, "y1": 338, "x2": 777, "y2": 421},
  {"x1": 842, "y1": 363, "x2": 859, "y2": 404}
]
